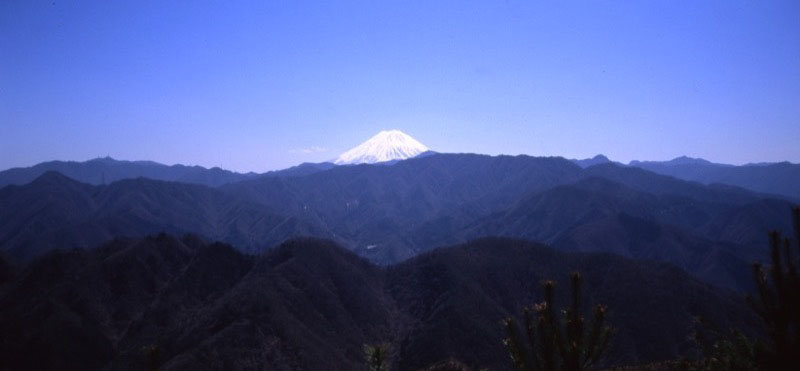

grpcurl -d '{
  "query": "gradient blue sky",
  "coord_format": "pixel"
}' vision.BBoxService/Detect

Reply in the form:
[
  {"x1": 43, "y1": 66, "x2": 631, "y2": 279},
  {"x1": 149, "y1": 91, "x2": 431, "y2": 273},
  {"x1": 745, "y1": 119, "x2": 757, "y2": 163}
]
[{"x1": 2, "y1": 1, "x2": 799, "y2": 172}]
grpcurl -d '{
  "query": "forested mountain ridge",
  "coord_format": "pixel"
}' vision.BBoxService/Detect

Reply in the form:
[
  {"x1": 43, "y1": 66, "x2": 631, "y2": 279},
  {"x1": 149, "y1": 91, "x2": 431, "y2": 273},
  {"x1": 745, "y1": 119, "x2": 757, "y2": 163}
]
[
  {"x1": 0, "y1": 171, "x2": 328, "y2": 261},
  {"x1": 0, "y1": 153, "x2": 794, "y2": 292},
  {"x1": 0, "y1": 235, "x2": 759, "y2": 370}
]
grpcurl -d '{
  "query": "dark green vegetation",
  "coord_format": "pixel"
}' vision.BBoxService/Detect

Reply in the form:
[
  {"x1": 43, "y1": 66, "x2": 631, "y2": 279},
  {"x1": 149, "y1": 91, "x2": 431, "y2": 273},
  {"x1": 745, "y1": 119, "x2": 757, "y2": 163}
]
[
  {"x1": 364, "y1": 343, "x2": 392, "y2": 371},
  {"x1": 0, "y1": 154, "x2": 794, "y2": 293},
  {"x1": 747, "y1": 207, "x2": 800, "y2": 369},
  {"x1": 0, "y1": 236, "x2": 758, "y2": 370},
  {"x1": 599, "y1": 207, "x2": 800, "y2": 371},
  {"x1": 503, "y1": 272, "x2": 611, "y2": 371}
]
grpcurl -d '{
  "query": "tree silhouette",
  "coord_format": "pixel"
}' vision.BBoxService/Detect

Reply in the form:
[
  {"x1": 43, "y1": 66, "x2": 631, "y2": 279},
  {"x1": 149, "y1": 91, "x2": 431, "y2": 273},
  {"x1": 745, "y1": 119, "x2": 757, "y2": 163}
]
[
  {"x1": 364, "y1": 343, "x2": 391, "y2": 371},
  {"x1": 503, "y1": 272, "x2": 612, "y2": 371},
  {"x1": 748, "y1": 206, "x2": 800, "y2": 369},
  {"x1": 688, "y1": 317, "x2": 758, "y2": 371}
]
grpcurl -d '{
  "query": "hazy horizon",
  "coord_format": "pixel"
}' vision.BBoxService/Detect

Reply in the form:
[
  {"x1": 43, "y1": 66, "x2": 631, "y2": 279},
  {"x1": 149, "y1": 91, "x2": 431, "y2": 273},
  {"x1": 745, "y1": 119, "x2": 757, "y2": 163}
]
[
  {"x1": 2, "y1": 141, "x2": 796, "y2": 174},
  {"x1": 3, "y1": 1, "x2": 799, "y2": 172}
]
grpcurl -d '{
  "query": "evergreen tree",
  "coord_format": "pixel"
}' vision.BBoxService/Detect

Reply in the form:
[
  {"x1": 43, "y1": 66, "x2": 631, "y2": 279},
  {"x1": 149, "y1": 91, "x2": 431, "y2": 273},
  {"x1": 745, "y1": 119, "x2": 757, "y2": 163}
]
[
  {"x1": 748, "y1": 206, "x2": 800, "y2": 369},
  {"x1": 689, "y1": 317, "x2": 758, "y2": 371},
  {"x1": 364, "y1": 343, "x2": 391, "y2": 371},
  {"x1": 503, "y1": 272, "x2": 612, "y2": 371}
]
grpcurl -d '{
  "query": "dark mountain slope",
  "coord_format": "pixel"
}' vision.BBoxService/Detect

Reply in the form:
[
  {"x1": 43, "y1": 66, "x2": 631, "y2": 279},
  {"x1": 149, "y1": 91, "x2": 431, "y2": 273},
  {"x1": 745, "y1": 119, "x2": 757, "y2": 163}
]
[
  {"x1": 387, "y1": 238, "x2": 759, "y2": 370},
  {"x1": 582, "y1": 163, "x2": 763, "y2": 205},
  {"x1": 552, "y1": 213, "x2": 756, "y2": 291},
  {"x1": 0, "y1": 173, "x2": 326, "y2": 260},
  {"x1": 223, "y1": 153, "x2": 584, "y2": 262},
  {"x1": 0, "y1": 236, "x2": 759, "y2": 370},
  {"x1": 2, "y1": 154, "x2": 793, "y2": 279},
  {"x1": 112, "y1": 238, "x2": 395, "y2": 371},
  {"x1": 0, "y1": 236, "x2": 394, "y2": 370},
  {"x1": 0, "y1": 251, "x2": 12, "y2": 285},
  {"x1": 699, "y1": 198, "x2": 796, "y2": 247},
  {"x1": 228, "y1": 153, "x2": 583, "y2": 217},
  {"x1": 0, "y1": 235, "x2": 198, "y2": 371},
  {"x1": 466, "y1": 175, "x2": 779, "y2": 247},
  {"x1": 0, "y1": 157, "x2": 256, "y2": 188},
  {"x1": 461, "y1": 177, "x2": 789, "y2": 290},
  {"x1": 630, "y1": 157, "x2": 800, "y2": 200},
  {"x1": 576, "y1": 165, "x2": 795, "y2": 247},
  {"x1": 0, "y1": 154, "x2": 793, "y2": 293},
  {"x1": 220, "y1": 156, "x2": 788, "y2": 268}
]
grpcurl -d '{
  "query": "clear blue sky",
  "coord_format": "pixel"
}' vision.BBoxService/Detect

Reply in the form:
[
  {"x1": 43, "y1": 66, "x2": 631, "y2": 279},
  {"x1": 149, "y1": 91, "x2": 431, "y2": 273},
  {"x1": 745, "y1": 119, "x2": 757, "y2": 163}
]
[{"x1": 2, "y1": 1, "x2": 798, "y2": 172}]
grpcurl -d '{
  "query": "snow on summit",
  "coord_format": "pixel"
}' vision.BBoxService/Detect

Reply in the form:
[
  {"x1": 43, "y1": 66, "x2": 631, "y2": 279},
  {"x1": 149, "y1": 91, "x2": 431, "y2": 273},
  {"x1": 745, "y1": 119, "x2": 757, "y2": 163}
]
[{"x1": 334, "y1": 130, "x2": 429, "y2": 165}]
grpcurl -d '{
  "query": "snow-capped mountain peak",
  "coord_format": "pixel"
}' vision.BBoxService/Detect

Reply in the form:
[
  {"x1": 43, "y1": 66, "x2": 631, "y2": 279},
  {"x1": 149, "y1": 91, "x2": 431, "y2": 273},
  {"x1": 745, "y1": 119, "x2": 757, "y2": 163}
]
[{"x1": 334, "y1": 130, "x2": 429, "y2": 165}]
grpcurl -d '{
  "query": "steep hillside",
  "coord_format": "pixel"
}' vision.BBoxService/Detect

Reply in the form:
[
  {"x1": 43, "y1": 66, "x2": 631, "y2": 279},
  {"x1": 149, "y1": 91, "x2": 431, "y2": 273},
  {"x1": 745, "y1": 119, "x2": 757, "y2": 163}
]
[
  {"x1": 387, "y1": 238, "x2": 759, "y2": 369},
  {"x1": 0, "y1": 236, "x2": 759, "y2": 370},
  {"x1": 0, "y1": 172, "x2": 326, "y2": 261},
  {"x1": 1, "y1": 154, "x2": 794, "y2": 294},
  {"x1": 224, "y1": 153, "x2": 584, "y2": 261},
  {"x1": 460, "y1": 177, "x2": 790, "y2": 290}
]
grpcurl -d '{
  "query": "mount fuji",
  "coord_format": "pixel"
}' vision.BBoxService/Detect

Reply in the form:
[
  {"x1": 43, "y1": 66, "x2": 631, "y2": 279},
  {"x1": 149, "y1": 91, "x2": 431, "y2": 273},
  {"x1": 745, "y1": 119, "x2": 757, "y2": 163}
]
[{"x1": 334, "y1": 129, "x2": 430, "y2": 165}]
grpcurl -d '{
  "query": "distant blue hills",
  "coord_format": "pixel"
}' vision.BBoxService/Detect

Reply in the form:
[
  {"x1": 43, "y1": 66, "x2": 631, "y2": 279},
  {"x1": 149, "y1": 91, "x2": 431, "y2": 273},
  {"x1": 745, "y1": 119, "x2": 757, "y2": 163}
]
[
  {"x1": 3, "y1": 153, "x2": 798, "y2": 199},
  {"x1": 0, "y1": 157, "x2": 337, "y2": 188},
  {"x1": 572, "y1": 154, "x2": 800, "y2": 200},
  {"x1": 1, "y1": 152, "x2": 797, "y2": 293}
]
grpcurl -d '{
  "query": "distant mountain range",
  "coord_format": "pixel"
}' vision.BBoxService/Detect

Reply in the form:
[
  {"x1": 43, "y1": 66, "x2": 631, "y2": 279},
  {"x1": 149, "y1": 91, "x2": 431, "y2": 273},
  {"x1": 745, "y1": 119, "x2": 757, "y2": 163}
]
[
  {"x1": 0, "y1": 235, "x2": 759, "y2": 370},
  {"x1": 3, "y1": 151, "x2": 796, "y2": 200},
  {"x1": 0, "y1": 157, "x2": 257, "y2": 188},
  {"x1": 0, "y1": 157, "x2": 343, "y2": 189},
  {"x1": 3, "y1": 129, "x2": 797, "y2": 200},
  {"x1": 0, "y1": 171, "x2": 327, "y2": 261},
  {"x1": 1, "y1": 152, "x2": 795, "y2": 292},
  {"x1": 628, "y1": 156, "x2": 800, "y2": 200},
  {"x1": 570, "y1": 154, "x2": 800, "y2": 200},
  {"x1": 1, "y1": 131, "x2": 796, "y2": 369},
  {"x1": 1, "y1": 129, "x2": 797, "y2": 293}
]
